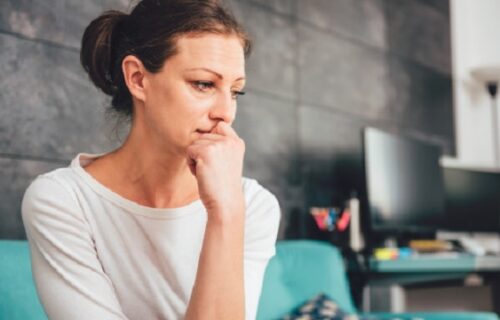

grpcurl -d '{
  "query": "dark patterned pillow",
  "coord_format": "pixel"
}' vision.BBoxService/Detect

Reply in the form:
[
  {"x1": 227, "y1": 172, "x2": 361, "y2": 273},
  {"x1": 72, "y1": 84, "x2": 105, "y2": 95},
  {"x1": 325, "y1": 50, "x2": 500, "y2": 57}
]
[
  {"x1": 281, "y1": 293, "x2": 359, "y2": 320},
  {"x1": 280, "y1": 293, "x2": 418, "y2": 320}
]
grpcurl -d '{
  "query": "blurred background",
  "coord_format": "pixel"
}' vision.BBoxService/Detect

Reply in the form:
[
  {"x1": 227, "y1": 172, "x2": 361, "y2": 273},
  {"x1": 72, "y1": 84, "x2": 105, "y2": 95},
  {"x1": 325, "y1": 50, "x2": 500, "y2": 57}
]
[
  {"x1": 0, "y1": 0, "x2": 497, "y2": 244},
  {"x1": 3, "y1": 0, "x2": 500, "y2": 316}
]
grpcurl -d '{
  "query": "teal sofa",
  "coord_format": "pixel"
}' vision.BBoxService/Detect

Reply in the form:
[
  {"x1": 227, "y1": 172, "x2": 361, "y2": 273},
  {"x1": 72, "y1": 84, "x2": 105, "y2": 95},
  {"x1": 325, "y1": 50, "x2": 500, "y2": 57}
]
[
  {"x1": 256, "y1": 240, "x2": 499, "y2": 320},
  {"x1": 1, "y1": 239, "x2": 498, "y2": 320},
  {"x1": 0, "y1": 240, "x2": 46, "y2": 320}
]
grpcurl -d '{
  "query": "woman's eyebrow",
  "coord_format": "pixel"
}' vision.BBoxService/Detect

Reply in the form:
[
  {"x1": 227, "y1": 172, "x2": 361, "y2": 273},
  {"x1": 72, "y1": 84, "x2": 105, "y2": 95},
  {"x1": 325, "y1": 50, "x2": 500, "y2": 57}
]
[{"x1": 185, "y1": 67, "x2": 245, "y2": 81}]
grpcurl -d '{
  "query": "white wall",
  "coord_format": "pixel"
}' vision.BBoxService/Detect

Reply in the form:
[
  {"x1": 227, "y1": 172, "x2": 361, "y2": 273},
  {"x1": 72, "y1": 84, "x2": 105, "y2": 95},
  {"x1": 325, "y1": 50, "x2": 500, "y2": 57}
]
[{"x1": 447, "y1": 0, "x2": 500, "y2": 169}]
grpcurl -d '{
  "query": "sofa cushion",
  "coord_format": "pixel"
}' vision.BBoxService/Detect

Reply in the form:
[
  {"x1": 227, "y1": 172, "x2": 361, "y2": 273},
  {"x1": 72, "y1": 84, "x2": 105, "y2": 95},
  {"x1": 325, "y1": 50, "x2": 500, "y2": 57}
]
[
  {"x1": 257, "y1": 241, "x2": 357, "y2": 320},
  {"x1": 281, "y1": 292, "x2": 350, "y2": 320}
]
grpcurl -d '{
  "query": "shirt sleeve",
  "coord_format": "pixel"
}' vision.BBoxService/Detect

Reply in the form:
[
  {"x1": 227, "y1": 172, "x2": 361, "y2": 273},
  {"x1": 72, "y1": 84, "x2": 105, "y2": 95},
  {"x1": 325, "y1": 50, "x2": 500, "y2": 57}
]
[
  {"x1": 21, "y1": 176, "x2": 129, "y2": 320},
  {"x1": 242, "y1": 181, "x2": 281, "y2": 320}
]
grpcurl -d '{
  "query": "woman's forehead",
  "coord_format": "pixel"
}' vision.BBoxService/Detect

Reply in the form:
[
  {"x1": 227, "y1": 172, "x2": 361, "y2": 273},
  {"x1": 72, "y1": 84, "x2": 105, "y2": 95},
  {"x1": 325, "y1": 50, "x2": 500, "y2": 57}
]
[{"x1": 169, "y1": 34, "x2": 246, "y2": 76}]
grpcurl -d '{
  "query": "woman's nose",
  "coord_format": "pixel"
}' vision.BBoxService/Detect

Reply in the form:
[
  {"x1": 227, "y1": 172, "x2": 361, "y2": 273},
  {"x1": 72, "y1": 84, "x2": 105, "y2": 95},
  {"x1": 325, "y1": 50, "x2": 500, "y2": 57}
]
[{"x1": 209, "y1": 91, "x2": 236, "y2": 124}]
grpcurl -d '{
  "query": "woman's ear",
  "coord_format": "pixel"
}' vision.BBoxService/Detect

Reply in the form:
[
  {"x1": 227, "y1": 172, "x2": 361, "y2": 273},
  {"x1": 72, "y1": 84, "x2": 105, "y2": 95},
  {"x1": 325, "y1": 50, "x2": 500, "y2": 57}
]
[{"x1": 122, "y1": 55, "x2": 147, "y2": 103}]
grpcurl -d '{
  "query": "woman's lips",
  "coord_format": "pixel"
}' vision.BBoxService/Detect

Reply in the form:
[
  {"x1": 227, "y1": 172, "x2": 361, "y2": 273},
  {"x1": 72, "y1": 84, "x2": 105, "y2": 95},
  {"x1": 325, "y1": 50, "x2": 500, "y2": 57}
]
[{"x1": 196, "y1": 126, "x2": 216, "y2": 134}]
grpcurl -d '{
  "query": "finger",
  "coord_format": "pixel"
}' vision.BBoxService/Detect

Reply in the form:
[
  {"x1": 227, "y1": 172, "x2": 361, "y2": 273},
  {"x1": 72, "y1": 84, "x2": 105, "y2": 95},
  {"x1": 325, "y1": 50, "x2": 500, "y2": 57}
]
[
  {"x1": 191, "y1": 139, "x2": 214, "y2": 146},
  {"x1": 187, "y1": 143, "x2": 213, "y2": 165},
  {"x1": 195, "y1": 133, "x2": 225, "y2": 141},
  {"x1": 212, "y1": 121, "x2": 238, "y2": 139}
]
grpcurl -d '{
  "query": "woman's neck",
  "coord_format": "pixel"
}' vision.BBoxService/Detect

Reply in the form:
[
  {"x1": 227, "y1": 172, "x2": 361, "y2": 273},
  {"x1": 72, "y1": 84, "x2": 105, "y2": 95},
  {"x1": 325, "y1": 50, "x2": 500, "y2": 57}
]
[{"x1": 87, "y1": 121, "x2": 200, "y2": 209}]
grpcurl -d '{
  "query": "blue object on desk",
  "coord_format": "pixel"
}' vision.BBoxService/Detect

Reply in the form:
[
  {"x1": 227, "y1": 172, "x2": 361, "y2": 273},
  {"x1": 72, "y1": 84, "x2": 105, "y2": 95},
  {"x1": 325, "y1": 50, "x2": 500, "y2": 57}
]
[{"x1": 398, "y1": 247, "x2": 413, "y2": 259}]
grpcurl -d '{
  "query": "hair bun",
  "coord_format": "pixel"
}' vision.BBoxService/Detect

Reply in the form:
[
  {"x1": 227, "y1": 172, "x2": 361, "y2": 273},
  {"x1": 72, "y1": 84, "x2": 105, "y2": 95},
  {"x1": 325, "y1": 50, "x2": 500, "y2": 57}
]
[{"x1": 80, "y1": 10, "x2": 128, "y2": 96}]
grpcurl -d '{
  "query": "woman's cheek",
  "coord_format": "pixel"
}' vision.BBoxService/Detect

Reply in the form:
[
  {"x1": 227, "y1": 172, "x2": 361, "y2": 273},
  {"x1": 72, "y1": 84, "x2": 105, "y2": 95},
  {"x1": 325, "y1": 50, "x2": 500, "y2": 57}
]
[{"x1": 190, "y1": 94, "x2": 217, "y2": 112}]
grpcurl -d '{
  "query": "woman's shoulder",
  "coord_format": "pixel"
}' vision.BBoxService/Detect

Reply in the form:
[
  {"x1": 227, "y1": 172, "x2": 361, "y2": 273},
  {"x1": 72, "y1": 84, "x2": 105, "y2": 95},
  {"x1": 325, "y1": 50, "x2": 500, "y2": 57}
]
[
  {"x1": 26, "y1": 166, "x2": 80, "y2": 194},
  {"x1": 241, "y1": 177, "x2": 281, "y2": 259},
  {"x1": 22, "y1": 167, "x2": 81, "y2": 216},
  {"x1": 241, "y1": 177, "x2": 281, "y2": 220},
  {"x1": 242, "y1": 177, "x2": 277, "y2": 202},
  {"x1": 21, "y1": 168, "x2": 89, "y2": 240}
]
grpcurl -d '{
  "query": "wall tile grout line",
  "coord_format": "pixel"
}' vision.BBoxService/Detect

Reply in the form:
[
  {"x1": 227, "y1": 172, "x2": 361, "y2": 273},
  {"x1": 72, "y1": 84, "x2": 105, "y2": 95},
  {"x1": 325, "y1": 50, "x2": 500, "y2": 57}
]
[
  {"x1": 296, "y1": 101, "x2": 449, "y2": 146},
  {"x1": 0, "y1": 153, "x2": 70, "y2": 164},
  {"x1": 0, "y1": 29, "x2": 80, "y2": 53},
  {"x1": 298, "y1": 86, "x2": 452, "y2": 131},
  {"x1": 245, "y1": 87, "x2": 298, "y2": 106}
]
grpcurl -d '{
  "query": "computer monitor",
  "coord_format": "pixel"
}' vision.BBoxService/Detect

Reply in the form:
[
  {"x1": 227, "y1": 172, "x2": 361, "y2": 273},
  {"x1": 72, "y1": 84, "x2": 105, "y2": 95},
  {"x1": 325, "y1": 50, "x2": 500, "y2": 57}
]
[
  {"x1": 442, "y1": 166, "x2": 500, "y2": 232},
  {"x1": 363, "y1": 127, "x2": 446, "y2": 234}
]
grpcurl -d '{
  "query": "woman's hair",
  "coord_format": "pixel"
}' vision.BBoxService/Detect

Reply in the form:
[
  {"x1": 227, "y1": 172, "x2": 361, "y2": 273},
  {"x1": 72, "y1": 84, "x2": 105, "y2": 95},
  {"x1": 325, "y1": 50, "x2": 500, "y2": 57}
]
[{"x1": 80, "y1": 0, "x2": 251, "y2": 118}]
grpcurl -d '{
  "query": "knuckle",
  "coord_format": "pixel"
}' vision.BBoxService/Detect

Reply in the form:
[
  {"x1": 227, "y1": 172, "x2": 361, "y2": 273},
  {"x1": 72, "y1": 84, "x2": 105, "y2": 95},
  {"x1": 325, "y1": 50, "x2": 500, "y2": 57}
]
[{"x1": 205, "y1": 143, "x2": 217, "y2": 154}]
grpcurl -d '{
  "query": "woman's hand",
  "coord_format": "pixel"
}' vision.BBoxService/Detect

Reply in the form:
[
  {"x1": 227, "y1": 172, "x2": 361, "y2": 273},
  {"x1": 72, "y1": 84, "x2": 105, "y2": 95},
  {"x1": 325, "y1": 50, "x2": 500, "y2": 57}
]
[{"x1": 186, "y1": 121, "x2": 245, "y2": 221}]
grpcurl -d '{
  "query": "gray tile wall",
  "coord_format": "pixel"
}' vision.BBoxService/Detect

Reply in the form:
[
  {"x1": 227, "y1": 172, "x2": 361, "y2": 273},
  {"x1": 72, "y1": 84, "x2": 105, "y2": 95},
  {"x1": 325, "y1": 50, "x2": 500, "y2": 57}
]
[{"x1": 0, "y1": 0, "x2": 452, "y2": 241}]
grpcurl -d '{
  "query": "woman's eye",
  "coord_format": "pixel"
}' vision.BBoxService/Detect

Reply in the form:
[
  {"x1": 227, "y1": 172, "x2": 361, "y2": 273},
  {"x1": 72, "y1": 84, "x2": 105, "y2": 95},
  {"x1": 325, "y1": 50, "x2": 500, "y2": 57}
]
[
  {"x1": 192, "y1": 81, "x2": 215, "y2": 91},
  {"x1": 191, "y1": 81, "x2": 245, "y2": 100},
  {"x1": 231, "y1": 90, "x2": 246, "y2": 100}
]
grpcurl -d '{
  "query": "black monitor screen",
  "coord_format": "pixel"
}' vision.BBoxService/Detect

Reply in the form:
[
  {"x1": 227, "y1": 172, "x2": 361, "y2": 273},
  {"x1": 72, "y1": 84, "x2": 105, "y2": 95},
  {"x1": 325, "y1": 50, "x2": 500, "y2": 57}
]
[
  {"x1": 442, "y1": 167, "x2": 500, "y2": 232},
  {"x1": 364, "y1": 128, "x2": 445, "y2": 233}
]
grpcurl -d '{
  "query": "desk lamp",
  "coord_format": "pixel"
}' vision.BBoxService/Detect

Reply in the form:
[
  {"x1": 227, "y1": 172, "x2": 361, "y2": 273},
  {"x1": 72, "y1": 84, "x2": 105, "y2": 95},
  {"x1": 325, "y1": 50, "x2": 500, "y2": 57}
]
[{"x1": 471, "y1": 65, "x2": 500, "y2": 167}]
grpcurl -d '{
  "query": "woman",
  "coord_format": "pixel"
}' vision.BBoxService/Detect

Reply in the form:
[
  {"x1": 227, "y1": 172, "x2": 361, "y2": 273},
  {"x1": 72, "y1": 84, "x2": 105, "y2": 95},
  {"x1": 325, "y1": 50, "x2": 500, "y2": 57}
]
[{"x1": 21, "y1": 0, "x2": 281, "y2": 319}]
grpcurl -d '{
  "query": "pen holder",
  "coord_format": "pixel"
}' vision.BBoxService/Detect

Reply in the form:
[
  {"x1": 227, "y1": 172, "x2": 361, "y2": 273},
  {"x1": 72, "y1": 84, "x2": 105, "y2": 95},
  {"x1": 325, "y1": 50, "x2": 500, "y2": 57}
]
[{"x1": 309, "y1": 206, "x2": 350, "y2": 232}]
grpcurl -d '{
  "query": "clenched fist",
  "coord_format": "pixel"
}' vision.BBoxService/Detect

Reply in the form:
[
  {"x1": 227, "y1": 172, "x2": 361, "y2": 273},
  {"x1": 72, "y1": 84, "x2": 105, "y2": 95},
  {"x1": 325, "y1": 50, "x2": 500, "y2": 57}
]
[{"x1": 186, "y1": 121, "x2": 246, "y2": 221}]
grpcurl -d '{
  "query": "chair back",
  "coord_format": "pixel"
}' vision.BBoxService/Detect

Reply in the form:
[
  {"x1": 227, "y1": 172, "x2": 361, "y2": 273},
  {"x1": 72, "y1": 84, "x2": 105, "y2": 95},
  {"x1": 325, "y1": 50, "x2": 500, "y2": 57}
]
[{"x1": 257, "y1": 240, "x2": 356, "y2": 320}]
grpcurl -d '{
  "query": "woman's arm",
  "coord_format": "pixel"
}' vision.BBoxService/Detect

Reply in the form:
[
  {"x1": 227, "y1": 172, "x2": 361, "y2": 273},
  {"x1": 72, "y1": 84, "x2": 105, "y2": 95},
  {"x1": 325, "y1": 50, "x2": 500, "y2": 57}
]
[
  {"x1": 22, "y1": 176, "x2": 128, "y2": 320},
  {"x1": 185, "y1": 180, "x2": 281, "y2": 320},
  {"x1": 185, "y1": 121, "x2": 248, "y2": 319},
  {"x1": 184, "y1": 205, "x2": 246, "y2": 320}
]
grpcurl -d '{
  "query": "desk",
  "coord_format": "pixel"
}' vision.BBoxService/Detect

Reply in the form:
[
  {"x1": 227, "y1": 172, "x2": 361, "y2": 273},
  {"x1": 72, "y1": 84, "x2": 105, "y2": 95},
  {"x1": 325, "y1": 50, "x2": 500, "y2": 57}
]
[
  {"x1": 370, "y1": 254, "x2": 500, "y2": 273},
  {"x1": 360, "y1": 254, "x2": 500, "y2": 314}
]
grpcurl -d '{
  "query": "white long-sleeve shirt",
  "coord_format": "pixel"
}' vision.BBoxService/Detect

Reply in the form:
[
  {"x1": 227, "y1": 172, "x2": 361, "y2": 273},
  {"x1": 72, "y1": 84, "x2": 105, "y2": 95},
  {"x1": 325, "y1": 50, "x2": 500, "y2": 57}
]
[{"x1": 21, "y1": 152, "x2": 281, "y2": 320}]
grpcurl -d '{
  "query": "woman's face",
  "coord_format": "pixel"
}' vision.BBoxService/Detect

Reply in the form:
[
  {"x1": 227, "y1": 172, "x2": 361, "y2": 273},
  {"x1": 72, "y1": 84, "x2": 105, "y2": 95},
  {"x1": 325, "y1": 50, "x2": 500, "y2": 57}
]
[{"x1": 141, "y1": 33, "x2": 246, "y2": 156}]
